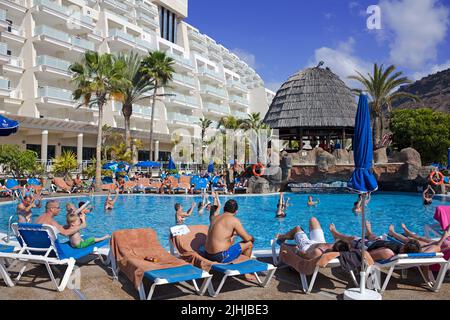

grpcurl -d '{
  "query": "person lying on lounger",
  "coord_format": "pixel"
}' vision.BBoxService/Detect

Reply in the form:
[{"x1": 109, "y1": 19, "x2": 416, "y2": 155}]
[
  {"x1": 389, "y1": 223, "x2": 450, "y2": 253},
  {"x1": 105, "y1": 189, "x2": 119, "y2": 211},
  {"x1": 204, "y1": 199, "x2": 256, "y2": 281},
  {"x1": 276, "y1": 217, "x2": 348, "y2": 260},
  {"x1": 329, "y1": 221, "x2": 422, "y2": 261},
  {"x1": 66, "y1": 212, "x2": 110, "y2": 249}
]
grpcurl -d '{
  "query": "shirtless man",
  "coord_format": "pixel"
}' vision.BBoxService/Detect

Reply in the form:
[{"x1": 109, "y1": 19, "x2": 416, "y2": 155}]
[
  {"x1": 423, "y1": 184, "x2": 435, "y2": 205},
  {"x1": 16, "y1": 195, "x2": 36, "y2": 223},
  {"x1": 175, "y1": 202, "x2": 196, "y2": 225},
  {"x1": 204, "y1": 200, "x2": 255, "y2": 280},
  {"x1": 276, "y1": 217, "x2": 334, "y2": 260},
  {"x1": 35, "y1": 200, "x2": 86, "y2": 237},
  {"x1": 160, "y1": 176, "x2": 173, "y2": 194},
  {"x1": 105, "y1": 189, "x2": 119, "y2": 210}
]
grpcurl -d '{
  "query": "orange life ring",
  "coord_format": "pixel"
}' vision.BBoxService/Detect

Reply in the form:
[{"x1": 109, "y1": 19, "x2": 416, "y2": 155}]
[
  {"x1": 429, "y1": 171, "x2": 444, "y2": 186},
  {"x1": 252, "y1": 163, "x2": 265, "y2": 177}
]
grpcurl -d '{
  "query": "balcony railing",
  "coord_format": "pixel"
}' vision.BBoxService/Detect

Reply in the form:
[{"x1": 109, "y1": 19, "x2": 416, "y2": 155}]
[
  {"x1": 167, "y1": 52, "x2": 194, "y2": 69},
  {"x1": 34, "y1": 0, "x2": 94, "y2": 25},
  {"x1": 38, "y1": 86, "x2": 73, "y2": 101},
  {"x1": 72, "y1": 36, "x2": 95, "y2": 50},
  {"x1": 204, "y1": 102, "x2": 229, "y2": 114},
  {"x1": 0, "y1": 42, "x2": 7, "y2": 55},
  {"x1": 35, "y1": 25, "x2": 70, "y2": 43},
  {"x1": 167, "y1": 112, "x2": 198, "y2": 124},
  {"x1": 229, "y1": 94, "x2": 249, "y2": 106},
  {"x1": 136, "y1": 0, "x2": 158, "y2": 16},
  {"x1": 109, "y1": 28, "x2": 135, "y2": 43},
  {"x1": 0, "y1": 9, "x2": 6, "y2": 21},
  {"x1": 172, "y1": 73, "x2": 196, "y2": 87},
  {"x1": 37, "y1": 55, "x2": 71, "y2": 71},
  {"x1": 232, "y1": 110, "x2": 248, "y2": 119},
  {"x1": 200, "y1": 85, "x2": 228, "y2": 99},
  {"x1": 227, "y1": 79, "x2": 248, "y2": 91},
  {"x1": 198, "y1": 67, "x2": 224, "y2": 81},
  {"x1": 166, "y1": 91, "x2": 199, "y2": 108},
  {"x1": 0, "y1": 78, "x2": 10, "y2": 90}
]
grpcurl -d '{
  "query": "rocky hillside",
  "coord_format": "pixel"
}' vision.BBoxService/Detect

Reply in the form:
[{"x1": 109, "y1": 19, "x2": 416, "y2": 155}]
[{"x1": 392, "y1": 68, "x2": 450, "y2": 113}]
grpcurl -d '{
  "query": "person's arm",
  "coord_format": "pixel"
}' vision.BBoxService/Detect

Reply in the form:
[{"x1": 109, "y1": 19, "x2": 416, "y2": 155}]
[
  {"x1": 430, "y1": 188, "x2": 436, "y2": 196},
  {"x1": 112, "y1": 189, "x2": 119, "y2": 204},
  {"x1": 183, "y1": 203, "x2": 196, "y2": 217},
  {"x1": 233, "y1": 219, "x2": 254, "y2": 243},
  {"x1": 53, "y1": 221, "x2": 83, "y2": 237}
]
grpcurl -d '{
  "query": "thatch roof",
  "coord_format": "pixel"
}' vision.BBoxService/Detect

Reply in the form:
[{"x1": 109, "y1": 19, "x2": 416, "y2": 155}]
[{"x1": 263, "y1": 66, "x2": 357, "y2": 130}]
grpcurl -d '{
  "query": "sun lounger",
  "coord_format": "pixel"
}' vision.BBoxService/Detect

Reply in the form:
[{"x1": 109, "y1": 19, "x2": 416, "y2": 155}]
[
  {"x1": 375, "y1": 252, "x2": 449, "y2": 293},
  {"x1": 193, "y1": 178, "x2": 209, "y2": 194},
  {"x1": 270, "y1": 239, "x2": 371, "y2": 294},
  {"x1": 170, "y1": 225, "x2": 276, "y2": 297},
  {"x1": 52, "y1": 177, "x2": 72, "y2": 193},
  {"x1": 4, "y1": 179, "x2": 21, "y2": 198},
  {"x1": 210, "y1": 176, "x2": 227, "y2": 193},
  {"x1": 0, "y1": 245, "x2": 15, "y2": 285},
  {"x1": 0, "y1": 223, "x2": 109, "y2": 291},
  {"x1": 109, "y1": 228, "x2": 212, "y2": 300}
]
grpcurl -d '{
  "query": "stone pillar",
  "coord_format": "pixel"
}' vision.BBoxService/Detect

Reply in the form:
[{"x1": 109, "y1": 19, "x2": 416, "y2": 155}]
[
  {"x1": 154, "y1": 140, "x2": 159, "y2": 161},
  {"x1": 342, "y1": 128, "x2": 346, "y2": 149},
  {"x1": 41, "y1": 130, "x2": 48, "y2": 164},
  {"x1": 77, "y1": 133, "x2": 83, "y2": 167}
]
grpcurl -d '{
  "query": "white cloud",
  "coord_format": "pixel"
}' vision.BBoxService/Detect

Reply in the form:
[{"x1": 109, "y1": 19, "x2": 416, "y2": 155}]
[
  {"x1": 310, "y1": 37, "x2": 372, "y2": 88},
  {"x1": 379, "y1": 0, "x2": 449, "y2": 69},
  {"x1": 411, "y1": 60, "x2": 450, "y2": 80},
  {"x1": 231, "y1": 48, "x2": 256, "y2": 69}
]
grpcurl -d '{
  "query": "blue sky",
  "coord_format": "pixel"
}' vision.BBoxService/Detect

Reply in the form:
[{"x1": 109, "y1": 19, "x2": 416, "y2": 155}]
[{"x1": 186, "y1": 0, "x2": 450, "y2": 91}]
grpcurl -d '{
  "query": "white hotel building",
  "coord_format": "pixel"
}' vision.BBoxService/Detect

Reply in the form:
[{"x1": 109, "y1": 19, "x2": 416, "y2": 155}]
[{"x1": 0, "y1": 0, "x2": 275, "y2": 166}]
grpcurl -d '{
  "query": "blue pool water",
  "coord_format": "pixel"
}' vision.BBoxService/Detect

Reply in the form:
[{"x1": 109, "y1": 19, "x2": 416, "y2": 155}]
[{"x1": 0, "y1": 193, "x2": 445, "y2": 250}]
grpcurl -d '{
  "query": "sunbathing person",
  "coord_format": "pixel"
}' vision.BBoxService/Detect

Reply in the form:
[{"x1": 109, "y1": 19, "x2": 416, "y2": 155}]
[
  {"x1": 329, "y1": 221, "x2": 422, "y2": 261},
  {"x1": 423, "y1": 184, "x2": 435, "y2": 205},
  {"x1": 16, "y1": 195, "x2": 36, "y2": 223},
  {"x1": 105, "y1": 189, "x2": 119, "y2": 211},
  {"x1": 275, "y1": 192, "x2": 289, "y2": 218},
  {"x1": 175, "y1": 202, "x2": 196, "y2": 225},
  {"x1": 389, "y1": 223, "x2": 450, "y2": 252},
  {"x1": 276, "y1": 217, "x2": 338, "y2": 260},
  {"x1": 159, "y1": 176, "x2": 173, "y2": 194},
  {"x1": 204, "y1": 200, "x2": 255, "y2": 280},
  {"x1": 66, "y1": 212, "x2": 110, "y2": 248},
  {"x1": 307, "y1": 195, "x2": 319, "y2": 207},
  {"x1": 209, "y1": 191, "x2": 221, "y2": 223}
]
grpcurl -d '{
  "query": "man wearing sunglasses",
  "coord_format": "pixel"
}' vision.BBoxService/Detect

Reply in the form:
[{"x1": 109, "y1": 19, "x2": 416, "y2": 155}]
[{"x1": 36, "y1": 200, "x2": 86, "y2": 237}]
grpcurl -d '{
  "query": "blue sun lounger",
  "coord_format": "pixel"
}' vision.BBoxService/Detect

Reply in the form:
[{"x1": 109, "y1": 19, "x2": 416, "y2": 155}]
[
  {"x1": 0, "y1": 245, "x2": 15, "y2": 285},
  {"x1": 0, "y1": 223, "x2": 109, "y2": 291}
]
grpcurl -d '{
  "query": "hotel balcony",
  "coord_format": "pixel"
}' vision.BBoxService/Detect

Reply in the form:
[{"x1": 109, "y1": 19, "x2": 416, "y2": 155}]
[
  {"x1": 229, "y1": 94, "x2": 250, "y2": 108},
  {"x1": 136, "y1": 12, "x2": 159, "y2": 30},
  {"x1": 34, "y1": 25, "x2": 95, "y2": 52},
  {"x1": 203, "y1": 102, "x2": 229, "y2": 116},
  {"x1": 37, "y1": 85, "x2": 77, "y2": 109},
  {"x1": 223, "y1": 58, "x2": 234, "y2": 70},
  {"x1": 135, "y1": 0, "x2": 158, "y2": 17},
  {"x1": 3, "y1": 55, "x2": 24, "y2": 76},
  {"x1": 0, "y1": 42, "x2": 8, "y2": 64},
  {"x1": 200, "y1": 84, "x2": 228, "y2": 101},
  {"x1": 35, "y1": 55, "x2": 72, "y2": 80},
  {"x1": 197, "y1": 67, "x2": 224, "y2": 84},
  {"x1": 1, "y1": 22, "x2": 26, "y2": 46},
  {"x1": 232, "y1": 110, "x2": 249, "y2": 120},
  {"x1": 108, "y1": 28, "x2": 154, "y2": 53},
  {"x1": 226, "y1": 79, "x2": 249, "y2": 94},
  {"x1": 208, "y1": 51, "x2": 222, "y2": 63},
  {"x1": 0, "y1": 9, "x2": 7, "y2": 30},
  {"x1": 102, "y1": 0, "x2": 129, "y2": 15},
  {"x1": 189, "y1": 41, "x2": 207, "y2": 54},
  {"x1": 165, "y1": 91, "x2": 200, "y2": 110},
  {"x1": 188, "y1": 29, "x2": 206, "y2": 44},
  {"x1": 166, "y1": 52, "x2": 195, "y2": 72},
  {"x1": 0, "y1": 77, "x2": 11, "y2": 97},
  {"x1": 112, "y1": 100, "x2": 153, "y2": 121},
  {"x1": 171, "y1": 73, "x2": 197, "y2": 90},
  {"x1": 0, "y1": 0, "x2": 27, "y2": 15},
  {"x1": 167, "y1": 112, "x2": 199, "y2": 128},
  {"x1": 32, "y1": 0, "x2": 95, "y2": 31}
]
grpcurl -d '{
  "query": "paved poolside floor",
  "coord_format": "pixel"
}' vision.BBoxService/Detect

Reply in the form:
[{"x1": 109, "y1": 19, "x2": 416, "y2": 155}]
[{"x1": 1, "y1": 255, "x2": 449, "y2": 300}]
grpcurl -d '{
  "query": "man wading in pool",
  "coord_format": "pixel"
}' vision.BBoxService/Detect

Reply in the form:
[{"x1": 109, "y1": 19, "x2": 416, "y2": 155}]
[{"x1": 204, "y1": 199, "x2": 256, "y2": 281}]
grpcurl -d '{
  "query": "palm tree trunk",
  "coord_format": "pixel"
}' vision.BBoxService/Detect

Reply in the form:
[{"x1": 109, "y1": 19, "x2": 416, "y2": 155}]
[
  {"x1": 149, "y1": 85, "x2": 157, "y2": 161},
  {"x1": 373, "y1": 115, "x2": 381, "y2": 149},
  {"x1": 95, "y1": 101, "x2": 104, "y2": 191},
  {"x1": 124, "y1": 115, "x2": 131, "y2": 154}
]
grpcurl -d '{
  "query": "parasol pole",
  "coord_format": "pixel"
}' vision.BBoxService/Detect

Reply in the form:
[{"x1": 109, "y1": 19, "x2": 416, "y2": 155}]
[{"x1": 360, "y1": 192, "x2": 367, "y2": 294}]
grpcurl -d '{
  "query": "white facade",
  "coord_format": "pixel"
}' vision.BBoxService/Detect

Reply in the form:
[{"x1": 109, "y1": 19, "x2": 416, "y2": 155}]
[{"x1": 0, "y1": 0, "x2": 273, "y2": 163}]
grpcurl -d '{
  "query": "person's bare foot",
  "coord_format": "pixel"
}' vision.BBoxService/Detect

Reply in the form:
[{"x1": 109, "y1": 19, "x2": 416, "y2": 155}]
[
  {"x1": 388, "y1": 224, "x2": 395, "y2": 236},
  {"x1": 329, "y1": 223, "x2": 338, "y2": 238},
  {"x1": 276, "y1": 234, "x2": 286, "y2": 242},
  {"x1": 243, "y1": 273, "x2": 257, "y2": 282}
]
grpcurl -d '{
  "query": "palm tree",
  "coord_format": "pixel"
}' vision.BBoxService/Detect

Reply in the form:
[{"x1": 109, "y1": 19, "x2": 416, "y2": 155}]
[
  {"x1": 349, "y1": 63, "x2": 419, "y2": 148},
  {"x1": 114, "y1": 52, "x2": 155, "y2": 154},
  {"x1": 70, "y1": 51, "x2": 130, "y2": 190},
  {"x1": 198, "y1": 117, "x2": 213, "y2": 165},
  {"x1": 140, "y1": 51, "x2": 175, "y2": 161}
]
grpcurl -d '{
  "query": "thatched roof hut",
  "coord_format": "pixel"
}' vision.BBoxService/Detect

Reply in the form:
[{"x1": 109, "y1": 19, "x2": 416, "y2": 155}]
[{"x1": 263, "y1": 65, "x2": 357, "y2": 146}]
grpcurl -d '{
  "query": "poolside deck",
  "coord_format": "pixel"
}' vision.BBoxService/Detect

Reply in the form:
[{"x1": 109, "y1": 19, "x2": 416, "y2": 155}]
[{"x1": 1, "y1": 255, "x2": 449, "y2": 300}]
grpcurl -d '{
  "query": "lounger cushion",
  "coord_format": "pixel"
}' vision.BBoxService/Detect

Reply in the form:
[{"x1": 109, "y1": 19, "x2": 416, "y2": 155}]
[
  {"x1": 376, "y1": 252, "x2": 439, "y2": 265},
  {"x1": 111, "y1": 228, "x2": 187, "y2": 289},
  {"x1": 144, "y1": 264, "x2": 204, "y2": 284},
  {"x1": 212, "y1": 260, "x2": 270, "y2": 274},
  {"x1": 55, "y1": 239, "x2": 110, "y2": 260},
  {"x1": 0, "y1": 245, "x2": 14, "y2": 253}
]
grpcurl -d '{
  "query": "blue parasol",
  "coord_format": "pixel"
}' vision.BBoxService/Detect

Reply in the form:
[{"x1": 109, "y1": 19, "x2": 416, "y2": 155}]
[
  {"x1": 102, "y1": 161, "x2": 131, "y2": 173},
  {"x1": 135, "y1": 161, "x2": 161, "y2": 168},
  {"x1": 345, "y1": 93, "x2": 380, "y2": 300},
  {"x1": 167, "y1": 156, "x2": 176, "y2": 170},
  {"x1": 207, "y1": 160, "x2": 214, "y2": 173},
  {"x1": 0, "y1": 115, "x2": 19, "y2": 136}
]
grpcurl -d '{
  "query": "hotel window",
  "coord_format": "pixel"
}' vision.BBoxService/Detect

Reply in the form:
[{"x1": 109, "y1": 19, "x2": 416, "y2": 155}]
[{"x1": 160, "y1": 7, "x2": 177, "y2": 43}]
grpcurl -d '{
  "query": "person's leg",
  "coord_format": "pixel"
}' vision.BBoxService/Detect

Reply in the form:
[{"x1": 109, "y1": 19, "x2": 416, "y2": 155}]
[
  {"x1": 329, "y1": 223, "x2": 356, "y2": 243},
  {"x1": 309, "y1": 217, "x2": 321, "y2": 231},
  {"x1": 388, "y1": 225, "x2": 409, "y2": 243},
  {"x1": 276, "y1": 226, "x2": 303, "y2": 241},
  {"x1": 95, "y1": 235, "x2": 111, "y2": 242},
  {"x1": 238, "y1": 241, "x2": 257, "y2": 281},
  {"x1": 422, "y1": 225, "x2": 450, "y2": 249},
  {"x1": 401, "y1": 223, "x2": 433, "y2": 244},
  {"x1": 365, "y1": 221, "x2": 378, "y2": 241}
]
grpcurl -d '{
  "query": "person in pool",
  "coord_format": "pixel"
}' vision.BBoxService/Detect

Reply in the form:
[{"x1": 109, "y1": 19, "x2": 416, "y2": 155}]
[
  {"x1": 36, "y1": 200, "x2": 85, "y2": 237},
  {"x1": 307, "y1": 195, "x2": 319, "y2": 207},
  {"x1": 276, "y1": 217, "x2": 351, "y2": 260},
  {"x1": 352, "y1": 201, "x2": 362, "y2": 214},
  {"x1": 197, "y1": 192, "x2": 211, "y2": 214},
  {"x1": 276, "y1": 192, "x2": 289, "y2": 218},
  {"x1": 423, "y1": 184, "x2": 435, "y2": 205},
  {"x1": 105, "y1": 188, "x2": 119, "y2": 210},
  {"x1": 209, "y1": 191, "x2": 221, "y2": 223},
  {"x1": 16, "y1": 195, "x2": 36, "y2": 223},
  {"x1": 66, "y1": 212, "x2": 110, "y2": 248},
  {"x1": 175, "y1": 202, "x2": 196, "y2": 225},
  {"x1": 204, "y1": 199, "x2": 255, "y2": 280}
]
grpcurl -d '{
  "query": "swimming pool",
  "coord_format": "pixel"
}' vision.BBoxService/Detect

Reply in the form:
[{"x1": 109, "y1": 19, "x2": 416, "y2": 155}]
[{"x1": 0, "y1": 193, "x2": 445, "y2": 250}]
